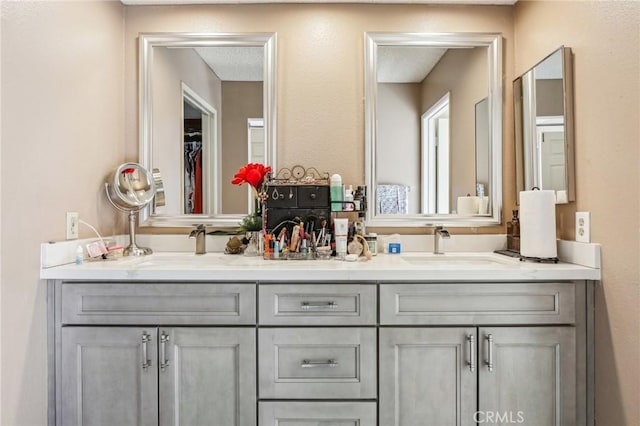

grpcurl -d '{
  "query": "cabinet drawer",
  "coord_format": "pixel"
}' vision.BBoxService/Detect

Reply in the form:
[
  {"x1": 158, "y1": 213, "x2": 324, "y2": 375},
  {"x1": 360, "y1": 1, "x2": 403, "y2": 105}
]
[
  {"x1": 259, "y1": 284, "x2": 376, "y2": 325},
  {"x1": 258, "y1": 328, "x2": 376, "y2": 399},
  {"x1": 380, "y1": 283, "x2": 575, "y2": 325},
  {"x1": 61, "y1": 282, "x2": 256, "y2": 325},
  {"x1": 259, "y1": 401, "x2": 376, "y2": 426}
]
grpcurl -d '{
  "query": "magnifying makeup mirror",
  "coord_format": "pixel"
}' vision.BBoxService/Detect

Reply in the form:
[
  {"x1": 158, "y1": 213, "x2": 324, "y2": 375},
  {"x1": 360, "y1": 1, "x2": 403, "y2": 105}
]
[{"x1": 105, "y1": 163, "x2": 162, "y2": 256}]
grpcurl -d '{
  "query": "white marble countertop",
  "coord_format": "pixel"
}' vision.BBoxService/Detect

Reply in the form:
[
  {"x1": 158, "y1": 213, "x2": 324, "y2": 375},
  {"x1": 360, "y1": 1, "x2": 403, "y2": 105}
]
[{"x1": 40, "y1": 251, "x2": 601, "y2": 282}]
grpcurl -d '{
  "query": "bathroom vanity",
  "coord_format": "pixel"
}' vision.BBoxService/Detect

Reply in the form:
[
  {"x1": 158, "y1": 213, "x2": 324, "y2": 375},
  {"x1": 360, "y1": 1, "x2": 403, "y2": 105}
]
[{"x1": 41, "y1": 251, "x2": 599, "y2": 426}]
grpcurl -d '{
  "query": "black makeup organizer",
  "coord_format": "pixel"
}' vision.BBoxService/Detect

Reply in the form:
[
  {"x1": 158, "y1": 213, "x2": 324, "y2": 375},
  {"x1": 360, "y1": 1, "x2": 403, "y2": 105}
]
[{"x1": 263, "y1": 183, "x2": 331, "y2": 236}]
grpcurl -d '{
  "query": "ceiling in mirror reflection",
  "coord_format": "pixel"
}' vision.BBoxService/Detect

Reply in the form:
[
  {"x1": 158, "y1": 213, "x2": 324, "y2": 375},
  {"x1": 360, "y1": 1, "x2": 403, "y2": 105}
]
[
  {"x1": 376, "y1": 46, "x2": 447, "y2": 82},
  {"x1": 193, "y1": 46, "x2": 264, "y2": 80}
]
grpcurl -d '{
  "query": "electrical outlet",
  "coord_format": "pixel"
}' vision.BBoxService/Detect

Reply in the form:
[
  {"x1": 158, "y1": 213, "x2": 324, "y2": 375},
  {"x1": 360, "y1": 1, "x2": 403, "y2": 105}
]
[
  {"x1": 66, "y1": 212, "x2": 79, "y2": 240},
  {"x1": 576, "y1": 212, "x2": 591, "y2": 243}
]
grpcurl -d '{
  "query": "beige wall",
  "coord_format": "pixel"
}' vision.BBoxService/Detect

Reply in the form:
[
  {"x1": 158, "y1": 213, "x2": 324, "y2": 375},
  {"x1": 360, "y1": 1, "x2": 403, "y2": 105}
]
[
  {"x1": 221, "y1": 81, "x2": 263, "y2": 214},
  {"x1": 536, "y1": 79, "x2": 563, "y2": 116},
  {"x1": 515, "y1": 1, "x2": 640, "y2": 424},
  {"x1": 124, "y1": 4, "x2": 515, "y2": 235},
  {"x1": 0, "y1": 1, "x2": 125, "y2": 425},
  {"x1": 377, "y1": 83, "x2": 421, "y2": 213}
]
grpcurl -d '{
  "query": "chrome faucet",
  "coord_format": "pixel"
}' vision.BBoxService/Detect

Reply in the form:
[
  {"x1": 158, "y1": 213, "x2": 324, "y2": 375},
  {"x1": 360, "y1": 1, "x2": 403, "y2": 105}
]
[
  {"x1": 189, "y1": 224, "x2": 207, "y2": 255},
  {"x1": 433, "y1": 226, "x2": 451, "y2": 254}
]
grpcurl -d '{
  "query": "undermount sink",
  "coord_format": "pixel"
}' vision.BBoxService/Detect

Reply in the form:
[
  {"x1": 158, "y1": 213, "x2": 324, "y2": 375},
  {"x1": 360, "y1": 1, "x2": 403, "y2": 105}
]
[
  {"x1": 400, "y1": 253, "x2": 513, "y2": 266},
  {"x1": 121, "y1": 253, "x2": 240, "y2": 268}
]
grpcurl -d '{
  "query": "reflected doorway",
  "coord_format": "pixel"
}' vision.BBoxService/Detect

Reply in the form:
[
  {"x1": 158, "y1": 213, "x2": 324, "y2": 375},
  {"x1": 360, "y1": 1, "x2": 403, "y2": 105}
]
[
  {"x1": 536, "y1": 116, "x2": 565, "y2": 192},
  {"x1": 422, "y1": 92, "x2": 450, "y2": 214},
  {"x1": 182, "y1": 83, "x2": 217, "y2": 215}
]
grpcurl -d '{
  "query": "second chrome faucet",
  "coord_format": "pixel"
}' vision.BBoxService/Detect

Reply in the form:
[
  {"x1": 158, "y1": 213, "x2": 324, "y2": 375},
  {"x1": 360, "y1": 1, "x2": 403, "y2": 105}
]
[{"x1": 433, "y1": 226, "x2": 451, "y2": 254}]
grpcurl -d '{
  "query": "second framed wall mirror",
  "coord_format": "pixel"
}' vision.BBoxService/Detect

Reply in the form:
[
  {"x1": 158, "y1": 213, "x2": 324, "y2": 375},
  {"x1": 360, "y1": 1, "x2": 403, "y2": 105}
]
[
  {"x1": 364, "y1": 32, "x2": 503, "y2": 227},
  {"x1": 514, "y1": 46, "x2": 575, "y2": 204}
]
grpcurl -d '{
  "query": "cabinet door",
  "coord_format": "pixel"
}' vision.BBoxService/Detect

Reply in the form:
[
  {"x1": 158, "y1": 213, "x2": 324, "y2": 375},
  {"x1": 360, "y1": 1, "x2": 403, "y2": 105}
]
[
  {"x1": 479, "y1": 327, "x2": 576, "y2": 426},
  {"x1": 61, "y1": 327, "x2": 158, "y2": 426},
  {"x1": 159, "y1": 327, "x2": 256, "y2": 426},
  {"x1": 379, "y1": 328, "x2": 477, "y2": 426}
]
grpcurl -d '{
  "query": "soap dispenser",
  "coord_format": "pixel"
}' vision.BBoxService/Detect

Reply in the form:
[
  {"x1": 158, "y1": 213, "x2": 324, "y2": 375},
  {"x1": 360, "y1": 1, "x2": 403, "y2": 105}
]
[{"x1": 507, "y1": 209, "x2": 520, "y2": 251}]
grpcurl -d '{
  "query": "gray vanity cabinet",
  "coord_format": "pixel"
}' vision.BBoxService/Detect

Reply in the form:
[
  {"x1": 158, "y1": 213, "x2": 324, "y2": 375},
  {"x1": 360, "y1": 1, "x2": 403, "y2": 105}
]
[
  {"x1": 379, "y1": 282, "x2": 585, "y2": 426},
  {"x1": 51, "y1": 281, "x2": 258, "y2": 426},
  {"x1": 49, "y1": 279, "x2": 593, "y2": 426},
  {"x1": 60, "y1": 326, "x2": 256, "y2": 426},
  {"x1": 380, "y1": 326, "x2": 576, "y2": 426}
]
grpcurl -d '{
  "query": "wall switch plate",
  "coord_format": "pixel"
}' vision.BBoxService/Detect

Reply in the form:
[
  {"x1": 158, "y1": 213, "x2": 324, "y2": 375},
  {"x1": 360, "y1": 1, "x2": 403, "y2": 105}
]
[
  {"x1": 576, "y1": 212, "x2": 591, "y2": 243},
  {"x1": 66, "y1": 212, "x2": 79, "y2": 240}
]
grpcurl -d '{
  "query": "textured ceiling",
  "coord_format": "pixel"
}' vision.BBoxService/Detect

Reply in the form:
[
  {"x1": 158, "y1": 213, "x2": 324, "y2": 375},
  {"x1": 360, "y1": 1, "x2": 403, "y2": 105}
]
[
  {"x1": 194, "y1": 46, "x2": 264, "y2": 81},
  {"x1": 194, "y1": 45, "x2": 452, "y2": 83},
  {"x1": 377, "y1": 46, "x2": 447, "y2": 83}
]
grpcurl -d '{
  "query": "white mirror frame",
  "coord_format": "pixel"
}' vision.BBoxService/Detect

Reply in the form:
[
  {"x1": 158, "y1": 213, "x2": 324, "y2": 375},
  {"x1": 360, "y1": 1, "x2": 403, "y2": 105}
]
[
  {"x1": 364, "y1": 32, "x2": 502, "y2": 227},
  {"x1": 138, "y1": 32, "x2": 277, "y2": 227}
]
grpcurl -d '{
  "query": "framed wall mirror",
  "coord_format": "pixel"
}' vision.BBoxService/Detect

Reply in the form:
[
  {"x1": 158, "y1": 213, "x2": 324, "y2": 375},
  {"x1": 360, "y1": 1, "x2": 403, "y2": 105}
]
[
  {"x1": 514, "y1": 46, "x2": 574, "y2": 204},
  {"x1": 138, "y1": 32, "x2": 277, "y2": 227},
  {"x1": 364, "y1": 32, "x2": 502, "y2": 227}
]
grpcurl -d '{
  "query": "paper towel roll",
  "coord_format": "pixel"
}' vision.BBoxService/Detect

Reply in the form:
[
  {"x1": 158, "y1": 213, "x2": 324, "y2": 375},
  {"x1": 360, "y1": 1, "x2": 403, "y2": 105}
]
[
  {"x1": 457, "y1": 196, "x2": 479, "y2": 215},
  {"x1": 520, "y1": 190, "x2": 557, "y2": 258}
]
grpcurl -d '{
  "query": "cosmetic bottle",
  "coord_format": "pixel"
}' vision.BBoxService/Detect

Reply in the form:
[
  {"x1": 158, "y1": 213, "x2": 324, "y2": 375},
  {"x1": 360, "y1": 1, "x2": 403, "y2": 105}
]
[
  {"x1": 334, "y1": 218, "x2": 348, "y2": 260},
  {"x1": 344, "y1": 185, "x2": 354, "y2": 211},
  {"x1": 75, "y1": 246, "x2": 84, "y2": 265},
  {"x1": 330, "y1": 174, "x2": 343, "y2": 212},
  {"x1": 365, "y1": 233, "x2": 378, "y2": 256}
]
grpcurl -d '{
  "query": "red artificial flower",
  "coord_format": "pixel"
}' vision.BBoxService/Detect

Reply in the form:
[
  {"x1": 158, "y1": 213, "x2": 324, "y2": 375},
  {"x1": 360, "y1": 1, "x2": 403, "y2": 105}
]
[{"x1": 231, "y1": 163, "x2": 272, "y2": 190}]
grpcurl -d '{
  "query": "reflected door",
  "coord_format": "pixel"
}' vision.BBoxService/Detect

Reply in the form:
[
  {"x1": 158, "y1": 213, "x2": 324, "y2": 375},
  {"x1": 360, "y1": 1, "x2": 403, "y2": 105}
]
[{"x1": 537, "y1": 127, "x2": 565, "y2": 192}]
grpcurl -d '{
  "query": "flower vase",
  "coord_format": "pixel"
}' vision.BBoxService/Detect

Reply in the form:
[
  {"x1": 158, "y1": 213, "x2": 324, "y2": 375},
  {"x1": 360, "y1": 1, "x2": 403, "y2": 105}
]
[{"x1": 244, "y1": 231, "x2": 262, "y2": 256}]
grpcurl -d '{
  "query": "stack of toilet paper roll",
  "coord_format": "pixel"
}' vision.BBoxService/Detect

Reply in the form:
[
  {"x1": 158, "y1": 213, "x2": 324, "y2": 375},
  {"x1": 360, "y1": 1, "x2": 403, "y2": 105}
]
[
  {"x1": 519, "y1": 190, "x2": 557, "y2": 259},
  {"x1": 457, "y1": 196, "x2": 478, "y2": 215},
  {"x1": 457, "y1": 196, "x2": 489, "y2": 215}
]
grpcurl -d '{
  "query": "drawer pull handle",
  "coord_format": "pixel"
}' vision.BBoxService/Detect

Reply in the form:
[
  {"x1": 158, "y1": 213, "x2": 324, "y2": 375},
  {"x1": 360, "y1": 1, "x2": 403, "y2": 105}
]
[
  {"x1": 485, "y1": 334, "x2": 494, "y2": 372},
  {"x1": 466, "y1": 334, "x2": 475, "y2": 372},
  {"x1": 301, "y1": 301, "x2": 337, "y2": 310},
  {"x1": 301, "y1": 359, "x2": 338, "y2": 368},
  {"x1": 160, "y1": 332, "x2": 170, "y2": 371},
  {"x1": 141, "y1": 332, "x2": 151, "y2": 370}
]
